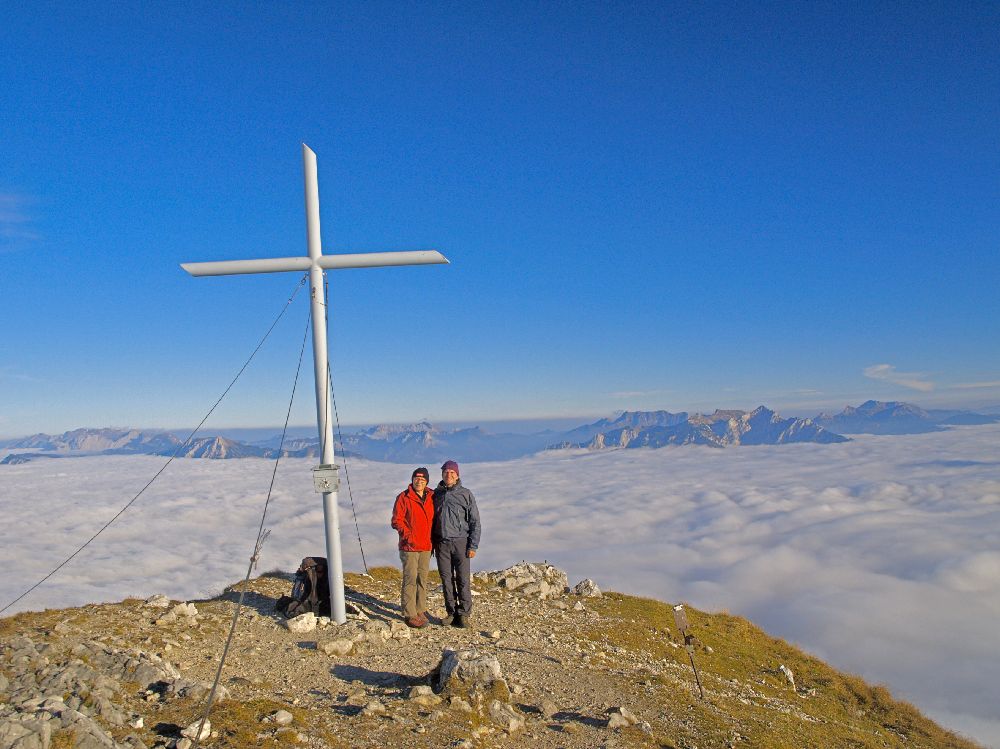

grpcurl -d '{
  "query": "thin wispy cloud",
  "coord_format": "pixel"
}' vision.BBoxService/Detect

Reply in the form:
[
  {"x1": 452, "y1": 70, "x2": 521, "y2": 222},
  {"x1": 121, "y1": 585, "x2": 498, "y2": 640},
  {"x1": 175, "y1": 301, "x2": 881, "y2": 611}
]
[
  {"x1": 0, "y1": 192, "x2": 40, "y2": 252},
  {"x1": 0, "y1": 365, "x2": 40, "y2": 383},
  {"x1": 952, "y1": 380, "x2": 1000, "y2": 390},
  {"x1": 609, "y1": 389, "x2": 670, "y2": 399},
  {"x1": 863, "y1": 363, "x2": 934, "y2": 392}
]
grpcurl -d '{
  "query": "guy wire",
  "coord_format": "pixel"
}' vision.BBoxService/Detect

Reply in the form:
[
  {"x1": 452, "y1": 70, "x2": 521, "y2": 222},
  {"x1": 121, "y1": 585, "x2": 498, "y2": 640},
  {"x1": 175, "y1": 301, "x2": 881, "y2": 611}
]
[
  {"x1": 0, "y1": 274, "x2": 309, "y2": 617},
  {"x1": 191, "y1": 306, "x2": 312, "y2": 748}
]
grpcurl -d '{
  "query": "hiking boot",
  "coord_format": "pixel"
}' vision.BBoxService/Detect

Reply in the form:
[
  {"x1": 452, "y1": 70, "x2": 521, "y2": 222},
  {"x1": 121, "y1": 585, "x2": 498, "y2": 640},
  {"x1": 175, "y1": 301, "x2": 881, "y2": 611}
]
[
  {"x1": 440, "y1": 613, "x2": 455, "y2": 627},
  {"x1": 455, "y1": 614, "x2": 470, "y2": 628},
  {"x1": 405, "y1": 616, "x2": 427, "y2": 629},
  {"x1": 416, "y1": 611, "x2": 429, "y2": 626}
]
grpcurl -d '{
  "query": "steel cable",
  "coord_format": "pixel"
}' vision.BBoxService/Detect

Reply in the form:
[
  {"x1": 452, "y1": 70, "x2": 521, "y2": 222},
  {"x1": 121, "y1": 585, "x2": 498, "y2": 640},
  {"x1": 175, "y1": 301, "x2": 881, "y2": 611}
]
[{"x1": 0, "y1": 274, "x2": 308, "y2": 617}]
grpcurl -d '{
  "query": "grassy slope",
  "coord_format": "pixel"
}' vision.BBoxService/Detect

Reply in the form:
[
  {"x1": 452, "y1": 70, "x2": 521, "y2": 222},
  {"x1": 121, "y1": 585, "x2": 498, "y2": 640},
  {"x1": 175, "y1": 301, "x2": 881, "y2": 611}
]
[
  {"x1": 0, "y1": 569, "x2": 983, "y2": 749},
  {"x1": 584, "y1": 592, "x2": 980, "y2": 749}
]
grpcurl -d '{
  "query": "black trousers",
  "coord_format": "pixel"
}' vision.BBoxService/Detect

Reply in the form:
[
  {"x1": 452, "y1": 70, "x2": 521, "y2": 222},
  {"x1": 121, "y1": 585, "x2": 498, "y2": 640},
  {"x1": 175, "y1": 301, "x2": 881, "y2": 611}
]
[{"x1": 435, "y1": 537, "x2": 472, "y2": 616}]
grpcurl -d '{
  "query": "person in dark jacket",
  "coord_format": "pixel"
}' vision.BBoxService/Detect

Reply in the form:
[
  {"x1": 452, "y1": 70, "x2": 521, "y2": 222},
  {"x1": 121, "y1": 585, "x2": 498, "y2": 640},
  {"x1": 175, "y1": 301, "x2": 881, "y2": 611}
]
[
  {"x1": 432, "y1": 460, "x2": 480, "y2": 628},
  {"x1": 391, "y1": 467, "x2": 434, "y2": 628}
]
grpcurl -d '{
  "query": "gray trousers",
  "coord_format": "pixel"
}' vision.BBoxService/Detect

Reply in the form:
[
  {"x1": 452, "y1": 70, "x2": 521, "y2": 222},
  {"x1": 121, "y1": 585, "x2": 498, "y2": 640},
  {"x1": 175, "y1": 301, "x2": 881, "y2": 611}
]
[{"x1": 435, "y1": 537, "x2": 472, "y2": 616}]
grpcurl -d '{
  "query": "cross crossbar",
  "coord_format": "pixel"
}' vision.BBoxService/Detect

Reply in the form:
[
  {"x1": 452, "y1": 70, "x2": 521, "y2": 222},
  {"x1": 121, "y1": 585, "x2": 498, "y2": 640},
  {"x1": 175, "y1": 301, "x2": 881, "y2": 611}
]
[{"x1": 181, "y1": 249, "x2": 448, "y2": 277}]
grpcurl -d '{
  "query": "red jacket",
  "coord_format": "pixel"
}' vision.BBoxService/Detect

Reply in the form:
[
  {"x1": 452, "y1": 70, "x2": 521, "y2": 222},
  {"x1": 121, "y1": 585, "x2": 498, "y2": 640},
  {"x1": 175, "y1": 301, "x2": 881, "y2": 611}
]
[{"x1": 391, "y1": 484, "x2": 434, "y2": 552}]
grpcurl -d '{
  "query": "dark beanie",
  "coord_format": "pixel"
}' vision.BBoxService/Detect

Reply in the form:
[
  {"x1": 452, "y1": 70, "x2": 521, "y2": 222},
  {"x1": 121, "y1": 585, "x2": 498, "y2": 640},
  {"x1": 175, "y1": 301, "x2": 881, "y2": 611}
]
[
  {"x1": 441, "y1": 460, "x2": 460, "y2": 476},
  {"x1": 412, "y1": 467, "x2": 430, "y2": 482}
]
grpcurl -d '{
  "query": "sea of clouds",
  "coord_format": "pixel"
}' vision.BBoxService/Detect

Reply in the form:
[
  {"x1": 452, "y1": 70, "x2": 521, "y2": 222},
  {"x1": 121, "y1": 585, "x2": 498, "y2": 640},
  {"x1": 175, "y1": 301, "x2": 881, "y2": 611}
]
[{"x1": 2, "y1": 425, "x2": 999, "y2": 746}]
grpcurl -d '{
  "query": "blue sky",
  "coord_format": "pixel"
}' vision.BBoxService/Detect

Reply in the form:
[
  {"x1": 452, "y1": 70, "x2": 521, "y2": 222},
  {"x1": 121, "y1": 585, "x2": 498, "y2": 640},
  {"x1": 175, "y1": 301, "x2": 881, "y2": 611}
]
[{"x1": 2, "y1": 1, "x2": 998, "y2": 437}]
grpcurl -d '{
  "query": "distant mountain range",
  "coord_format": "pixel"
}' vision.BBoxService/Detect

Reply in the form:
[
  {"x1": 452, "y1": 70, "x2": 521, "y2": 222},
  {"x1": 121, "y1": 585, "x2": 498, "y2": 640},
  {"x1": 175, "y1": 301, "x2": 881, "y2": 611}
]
[
  {"x1": 2, "y1": 401, "x2": 997, "y2": 465},
  {"x1": 551, "y1": 406, "x2": 847, "y2": 449},
  {"x1": 814, "y1": 400, "x2": 1000, "y2": 434}
]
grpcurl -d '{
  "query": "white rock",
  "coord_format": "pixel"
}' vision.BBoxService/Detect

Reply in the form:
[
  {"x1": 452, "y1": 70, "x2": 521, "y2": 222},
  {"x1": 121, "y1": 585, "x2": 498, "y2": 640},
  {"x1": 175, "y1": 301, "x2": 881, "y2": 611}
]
[
  {"x1": 180, "y1": 719, "x2": 211, "y2": 740},
  {"x1": 361, "y1": 700, "x2": 387, "y2": 716},
  {"x1": 320, "y1": 639, "x2": 353, "y2": 656},
  {"x1": 271, "y1": 709, "x2": 294, "y2": 726},
  {"x1": 573, "y1": 579, "x2": 602, "y2": 597},
  {"x1": 389, "y1": 620, "x2": 412, "y2": 640},
  {"x1": 144, "y1": 594, "x2": 171, "y2": 608},
  {"x1": 283, "y1": 613, "x2": 317, "y2": 633},
  {"x1": 779, "y1": 664, "x2": 795, "y2": 690},
  {"x1": 607, "y1": 706, "x2": 638, "y2": 728},
  {"x1": 488, "y1": 700, "x2": 524, "y2": 732},
  {"x1": 172, "y1": 602, "x2": 198, "y2": 617}
]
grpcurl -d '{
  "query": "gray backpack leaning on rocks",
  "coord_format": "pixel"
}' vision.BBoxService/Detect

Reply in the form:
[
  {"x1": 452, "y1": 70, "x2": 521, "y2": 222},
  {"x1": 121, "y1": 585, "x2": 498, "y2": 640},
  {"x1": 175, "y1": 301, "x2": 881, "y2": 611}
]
[{"x1": 275, "y1": 557, "x2": 330, "y2": 619}]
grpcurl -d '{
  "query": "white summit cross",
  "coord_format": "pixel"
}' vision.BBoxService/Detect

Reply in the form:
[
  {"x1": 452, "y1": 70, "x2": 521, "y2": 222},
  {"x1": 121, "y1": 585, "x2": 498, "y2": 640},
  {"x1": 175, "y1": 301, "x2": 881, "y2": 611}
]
[{"x1": 181, "y1": 144, "x2": 449, "y2": 623}]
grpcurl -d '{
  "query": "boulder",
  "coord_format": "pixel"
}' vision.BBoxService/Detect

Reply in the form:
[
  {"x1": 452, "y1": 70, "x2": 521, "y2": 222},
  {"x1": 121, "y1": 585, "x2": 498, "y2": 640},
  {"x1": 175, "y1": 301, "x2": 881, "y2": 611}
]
[
  {"x1": 319, "y1": 639, "x2": 353, "y2": 657},
  {"x1": 573, "y1": 579, "x2": 602, "y2": 597},
  {"x1": 433, "y1": 649, "x2": 510, "y2": 706},
  {"x1": 408, "y1": 685, "x2": 442, "y2": 707},
  {"x1": 180, "y1": 718, "x2": 211, "y2": 740},
  {"x1": 283, "y1": 613, "x2": 317, "y2": 633},
  {"x1": 488, "y1": 700, "x2": 525, "y2": 732},
  {"x1": 606, "y1": 706, "x2": 639, "y2": 729},
  {"x1": 483, "y1": 562, "x2": 569, "y2": 598}
]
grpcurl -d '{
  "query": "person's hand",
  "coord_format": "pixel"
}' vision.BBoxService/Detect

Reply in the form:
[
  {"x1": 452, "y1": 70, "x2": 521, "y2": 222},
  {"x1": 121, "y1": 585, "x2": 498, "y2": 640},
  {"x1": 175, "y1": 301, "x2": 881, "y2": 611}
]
[{"x1": 467, "y1": 549, "x2": 476, "y2": 558}]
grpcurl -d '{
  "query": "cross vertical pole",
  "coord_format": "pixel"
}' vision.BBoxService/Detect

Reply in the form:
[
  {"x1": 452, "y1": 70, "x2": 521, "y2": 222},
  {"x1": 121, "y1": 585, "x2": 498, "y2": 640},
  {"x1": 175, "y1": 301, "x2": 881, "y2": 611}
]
[{"x1": 302, "y1": 144, "x2": 346, "y2": 624}]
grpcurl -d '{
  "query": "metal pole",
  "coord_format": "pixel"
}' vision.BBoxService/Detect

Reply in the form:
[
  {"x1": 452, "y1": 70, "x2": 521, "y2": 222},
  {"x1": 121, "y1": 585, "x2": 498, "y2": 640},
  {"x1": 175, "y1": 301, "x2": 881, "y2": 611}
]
[{"x1": 302, "y1": 144, "x2": 346, "y2": 624}]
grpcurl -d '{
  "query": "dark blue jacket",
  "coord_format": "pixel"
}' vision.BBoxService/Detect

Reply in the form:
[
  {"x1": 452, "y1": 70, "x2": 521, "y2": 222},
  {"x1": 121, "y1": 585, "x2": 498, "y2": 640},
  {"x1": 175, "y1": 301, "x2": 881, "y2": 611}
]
[{"x1": 431, "y1": 479, "x2": 481, "y2": 550}]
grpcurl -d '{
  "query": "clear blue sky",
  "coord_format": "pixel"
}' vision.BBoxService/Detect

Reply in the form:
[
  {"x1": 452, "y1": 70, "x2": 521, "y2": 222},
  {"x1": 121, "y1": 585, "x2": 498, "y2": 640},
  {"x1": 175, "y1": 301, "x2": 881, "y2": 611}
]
[{"x1": 2, "y1": 1, "x2": 998, "y2": 437}]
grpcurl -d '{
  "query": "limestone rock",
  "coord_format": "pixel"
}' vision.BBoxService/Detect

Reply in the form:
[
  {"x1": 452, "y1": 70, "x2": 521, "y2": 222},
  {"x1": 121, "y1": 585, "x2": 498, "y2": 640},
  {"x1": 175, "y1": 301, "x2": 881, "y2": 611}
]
[
  {"x1": 573, "y1": 579, "x2": 602, "y2": 597},
  {"x1": 538, "y1": 697, "x2": 558, "y2": 719},
  {"x1": 144, "y1": 595, "x2": 171, "y2": 608},
  {"x1": 389, "y1": 620, "x2": 412, "y2": 640},
  {"x1": 779, "y1": 664, "x2": 795, "y2": 690},
  {"x1": 606, "y1": 706, "x2": 639, "y2": 728},
  {"x1": 483, "y1": 562, "x2": 569, "y2": 599},
  {"x1": 434, "y1": 648, "x2": 510, "y2": 706},
  {"x1": 361, "y1": 699, "x2": 387, "y2": 716},
  {"x1": 488, "y1": 700, "x2": 525, "y2": 732},
  {"x1": 283, "y1": 613, "x2": 317, "y2": 633},
  {"x1": 320, "y1": 639, "x2": 353, "y2": 657},
  {"x1": 409, "y1": 685, "x2": 443, "y2": 707},
  {"x1": 180, "y1": 718, "x2": 211, "y2": 740},
  {"x1": 270, "y1": 709, "x2": 294, "y2": 726}
]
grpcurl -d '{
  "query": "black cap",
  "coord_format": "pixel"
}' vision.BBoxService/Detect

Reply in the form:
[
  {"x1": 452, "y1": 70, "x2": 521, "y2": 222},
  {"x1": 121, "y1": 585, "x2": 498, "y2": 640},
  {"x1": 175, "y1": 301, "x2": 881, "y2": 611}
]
[{"x1": 412, "y1": 467, "x2": 430, "y2": 482}]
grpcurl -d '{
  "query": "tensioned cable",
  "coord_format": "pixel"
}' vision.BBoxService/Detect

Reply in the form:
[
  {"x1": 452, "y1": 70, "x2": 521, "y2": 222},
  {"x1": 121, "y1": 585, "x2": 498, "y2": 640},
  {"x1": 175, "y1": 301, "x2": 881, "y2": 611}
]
[
  {"x1": 0, "y1": 274, "x2": 309, "y2": 617},
  {"x1": 328, "y1": 366, "x2": 369, "y2": 575},
  {"x1": 323, "y1": 276, "x2": 370, "y2": 575},
  {"x1": 191, "y1": 309, "x2": 312, "y2": 749}
]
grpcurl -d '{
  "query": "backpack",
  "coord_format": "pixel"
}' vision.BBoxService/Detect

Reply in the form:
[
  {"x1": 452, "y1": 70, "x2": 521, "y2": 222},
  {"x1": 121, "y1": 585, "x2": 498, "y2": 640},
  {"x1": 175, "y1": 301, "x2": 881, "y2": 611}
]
[{"x1": 275, "y1": 556, "x2": 330, "y2": 618}]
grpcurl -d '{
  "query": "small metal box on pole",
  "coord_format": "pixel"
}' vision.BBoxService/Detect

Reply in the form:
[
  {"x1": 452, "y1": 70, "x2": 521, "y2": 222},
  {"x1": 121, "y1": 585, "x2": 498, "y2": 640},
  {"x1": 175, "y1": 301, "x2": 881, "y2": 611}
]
[
  {"x1": 673, "y1": 604, "x2": 705, "y2": 699},
  {"x1": 312, "y1": 464, "x2": 340, "y2": 493}
]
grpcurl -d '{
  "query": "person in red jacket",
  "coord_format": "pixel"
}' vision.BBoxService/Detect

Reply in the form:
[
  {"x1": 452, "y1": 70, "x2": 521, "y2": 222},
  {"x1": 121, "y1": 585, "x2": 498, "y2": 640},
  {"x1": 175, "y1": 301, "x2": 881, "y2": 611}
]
[{"x1": 391, "y1": 467, "x2": 435, "y2": 628}]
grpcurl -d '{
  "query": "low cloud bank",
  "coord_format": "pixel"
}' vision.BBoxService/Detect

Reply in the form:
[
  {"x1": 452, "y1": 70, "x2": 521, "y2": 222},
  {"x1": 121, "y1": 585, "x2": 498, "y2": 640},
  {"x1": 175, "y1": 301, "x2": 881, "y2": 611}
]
[{"x1": 3, "y1": 426, "x2": 999, "y2": 746}]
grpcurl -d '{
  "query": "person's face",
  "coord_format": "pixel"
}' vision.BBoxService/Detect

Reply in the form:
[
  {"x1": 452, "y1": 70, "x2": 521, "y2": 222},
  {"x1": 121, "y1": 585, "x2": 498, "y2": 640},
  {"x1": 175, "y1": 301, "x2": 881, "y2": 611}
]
[
  {"x1": 412, "y1": 475, "x2": 428, "y2": 492},
  {"x1": 442, "y1": 469, "x2": 459, "y2": 487}
]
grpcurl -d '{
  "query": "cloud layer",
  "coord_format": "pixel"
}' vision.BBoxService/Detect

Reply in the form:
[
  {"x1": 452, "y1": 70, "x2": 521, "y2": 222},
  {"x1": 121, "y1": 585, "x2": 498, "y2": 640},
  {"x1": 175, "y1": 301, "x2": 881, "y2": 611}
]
[{"x1": 3, "y1": 426, "x2": 999, "y2": 746}]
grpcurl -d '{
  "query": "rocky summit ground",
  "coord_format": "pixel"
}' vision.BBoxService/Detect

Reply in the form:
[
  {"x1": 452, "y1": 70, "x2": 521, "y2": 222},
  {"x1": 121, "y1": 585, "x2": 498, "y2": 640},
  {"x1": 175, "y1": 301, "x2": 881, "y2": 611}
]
[{"x1": 0, "y1": 563, "x2": 982, "y2": 749}]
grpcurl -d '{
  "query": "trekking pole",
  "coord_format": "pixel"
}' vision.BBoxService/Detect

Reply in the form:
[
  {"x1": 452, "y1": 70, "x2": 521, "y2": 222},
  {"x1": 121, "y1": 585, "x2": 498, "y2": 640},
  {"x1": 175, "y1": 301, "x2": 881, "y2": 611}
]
[{"x1": 672, "y1": 604, "x2": 705, "y2": 699}]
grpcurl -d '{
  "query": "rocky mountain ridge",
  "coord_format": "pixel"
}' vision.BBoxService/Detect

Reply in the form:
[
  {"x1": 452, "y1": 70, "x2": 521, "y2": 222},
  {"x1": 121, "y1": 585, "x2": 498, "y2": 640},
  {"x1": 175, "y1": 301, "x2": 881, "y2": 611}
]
[
  {"x1": 552, "y1": 406, "x2": 847, "y2": 450},
  {"x1": 0, "y1": 563, "x2": 979, "y2": 749},
  {"x1": 3, "y1": 401, "x2": 997, "y2": 465}
]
